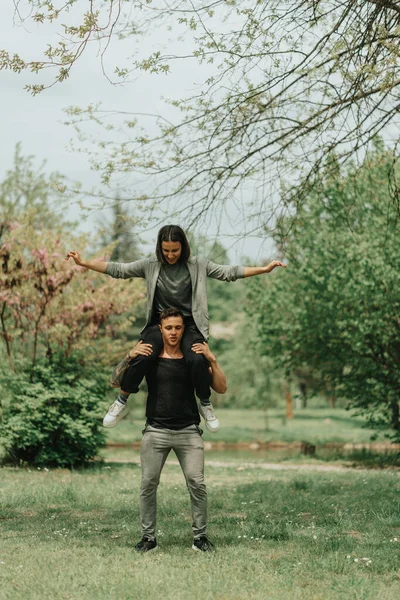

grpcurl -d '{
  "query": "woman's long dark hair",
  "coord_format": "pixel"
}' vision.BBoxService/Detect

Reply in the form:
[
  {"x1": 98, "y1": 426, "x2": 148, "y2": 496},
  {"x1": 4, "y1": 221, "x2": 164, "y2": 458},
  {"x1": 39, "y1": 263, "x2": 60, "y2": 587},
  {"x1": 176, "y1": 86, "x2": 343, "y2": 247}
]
[{"x1": 155, "y1": 225, "x2": 191, "y2": 263}]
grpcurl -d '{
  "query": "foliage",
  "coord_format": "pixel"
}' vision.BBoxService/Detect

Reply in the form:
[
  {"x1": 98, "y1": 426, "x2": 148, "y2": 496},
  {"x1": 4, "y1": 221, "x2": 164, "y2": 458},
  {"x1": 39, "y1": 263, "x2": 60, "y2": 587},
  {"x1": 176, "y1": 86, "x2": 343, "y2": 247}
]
[
  {"x1": 96, "y1": 195, "x2": 147, "y2": 340},
  {"x1": 0, "y1": 148, "x2": 147, "y2": 467},
  {"x1": 0, "y1": 352, "x2": 108, "y2": 467},
  {"x1": 6, "y1": 2, "x2": 400, "y2": 232},
  {"x1": 216, "y1": 316, "x2": 284, "y2": 411},
  {"x1": 248, "y1": 148, "x2": 400, "y2": 440},
  {"x1": 0, "y1": 217, "x2": 145, "y2": 377},
  {"x1": 0, "y1": 143, "x2": 70, "y2": 238},
  {"x1": 97, "y1": 196, "x2": 141, "y2": 263}
]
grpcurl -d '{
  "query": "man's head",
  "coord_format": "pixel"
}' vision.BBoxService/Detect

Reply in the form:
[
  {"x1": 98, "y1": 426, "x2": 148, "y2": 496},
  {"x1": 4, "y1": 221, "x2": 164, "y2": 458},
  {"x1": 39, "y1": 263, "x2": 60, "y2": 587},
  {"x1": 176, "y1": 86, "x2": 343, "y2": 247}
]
[{"x1": 159, "y1": 307, "x2": 185, "y2": 347}]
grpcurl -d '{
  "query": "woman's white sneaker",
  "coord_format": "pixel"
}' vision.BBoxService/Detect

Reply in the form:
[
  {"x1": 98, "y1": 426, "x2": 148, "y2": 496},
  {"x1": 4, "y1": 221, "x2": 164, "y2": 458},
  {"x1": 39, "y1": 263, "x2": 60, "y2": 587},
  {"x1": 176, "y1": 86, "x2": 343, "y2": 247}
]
[
  {"x1": 198, "y1": 403, "x2": 220, "y2": 432},
  {"x1": 103, "y1": 399, "x2": 129, "y2": 428}
]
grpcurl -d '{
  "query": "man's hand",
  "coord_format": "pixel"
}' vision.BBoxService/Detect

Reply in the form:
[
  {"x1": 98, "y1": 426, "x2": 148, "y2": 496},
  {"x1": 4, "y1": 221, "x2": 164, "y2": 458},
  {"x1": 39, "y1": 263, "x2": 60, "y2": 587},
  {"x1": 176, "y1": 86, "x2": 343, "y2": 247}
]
[
  {"x1": 65, "y1": 250, "x2": 83, "y2": 266},
  {"x1": 264, "y1": 261, "x2": 286, "y2": 273},
  {"x1": 192, "y1": 341, "x2": 216, "y2": 363},
  {"x1": 128, "y1": 341, "x2": 153, "y2": 360}
]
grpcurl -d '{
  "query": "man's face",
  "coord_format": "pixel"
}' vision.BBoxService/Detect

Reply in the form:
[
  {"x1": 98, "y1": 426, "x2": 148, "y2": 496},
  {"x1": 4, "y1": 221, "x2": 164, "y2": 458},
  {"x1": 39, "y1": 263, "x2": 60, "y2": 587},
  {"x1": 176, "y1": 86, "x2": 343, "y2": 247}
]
[
  {"x1": 159, "y1": 316, "x2": 185, "y2": 347},
  {"x1": 161, "y1": 240, "x2": 182, "y2": 265}
]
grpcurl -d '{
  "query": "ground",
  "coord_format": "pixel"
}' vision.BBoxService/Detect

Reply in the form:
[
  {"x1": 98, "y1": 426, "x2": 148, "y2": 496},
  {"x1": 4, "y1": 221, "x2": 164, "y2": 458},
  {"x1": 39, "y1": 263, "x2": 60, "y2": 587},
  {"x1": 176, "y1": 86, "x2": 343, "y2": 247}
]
[
  {"x1": 1, "y1": 458, "x2": 399, "y2": 600},
  {"x1": 105, "y1": 407, "x2": 390, "y2": 445}
]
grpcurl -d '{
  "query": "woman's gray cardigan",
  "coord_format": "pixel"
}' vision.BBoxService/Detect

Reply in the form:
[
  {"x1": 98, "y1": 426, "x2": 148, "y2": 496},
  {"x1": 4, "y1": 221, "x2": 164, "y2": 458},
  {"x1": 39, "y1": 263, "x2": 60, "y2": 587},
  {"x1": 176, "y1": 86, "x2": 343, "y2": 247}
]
[{"x1": 105, "y1": 256, "x2": 246, "y2": 340}]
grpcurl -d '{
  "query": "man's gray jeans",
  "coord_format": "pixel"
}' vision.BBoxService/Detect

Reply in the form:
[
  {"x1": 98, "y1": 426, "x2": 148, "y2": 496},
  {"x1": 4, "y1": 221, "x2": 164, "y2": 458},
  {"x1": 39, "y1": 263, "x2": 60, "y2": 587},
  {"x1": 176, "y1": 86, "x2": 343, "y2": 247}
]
[{"x1": 140, "y1": 424, "x2": 207, "y2": 540}]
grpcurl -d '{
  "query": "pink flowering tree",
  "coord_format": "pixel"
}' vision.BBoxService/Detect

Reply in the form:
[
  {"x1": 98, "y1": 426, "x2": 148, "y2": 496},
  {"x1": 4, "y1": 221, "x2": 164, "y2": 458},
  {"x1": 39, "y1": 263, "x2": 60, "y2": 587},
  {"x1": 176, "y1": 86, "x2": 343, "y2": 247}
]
[{"x1": 0, "y1": 221, "x2": 144, "y2": 381}]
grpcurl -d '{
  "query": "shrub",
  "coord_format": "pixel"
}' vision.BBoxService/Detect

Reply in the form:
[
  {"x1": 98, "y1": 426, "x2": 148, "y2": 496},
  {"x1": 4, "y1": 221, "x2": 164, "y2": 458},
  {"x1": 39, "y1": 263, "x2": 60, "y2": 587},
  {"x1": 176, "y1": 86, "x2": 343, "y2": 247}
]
[{"x1": 0, "y1": 353, "x2": 108, "y2": 468}]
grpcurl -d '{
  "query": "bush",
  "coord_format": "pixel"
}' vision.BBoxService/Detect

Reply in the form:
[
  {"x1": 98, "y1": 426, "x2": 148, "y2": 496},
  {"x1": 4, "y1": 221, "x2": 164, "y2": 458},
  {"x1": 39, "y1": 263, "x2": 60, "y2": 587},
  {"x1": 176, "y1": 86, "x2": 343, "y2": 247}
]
[{"x1": 0, "y1": 353, "x2": 108, "y2": 468}]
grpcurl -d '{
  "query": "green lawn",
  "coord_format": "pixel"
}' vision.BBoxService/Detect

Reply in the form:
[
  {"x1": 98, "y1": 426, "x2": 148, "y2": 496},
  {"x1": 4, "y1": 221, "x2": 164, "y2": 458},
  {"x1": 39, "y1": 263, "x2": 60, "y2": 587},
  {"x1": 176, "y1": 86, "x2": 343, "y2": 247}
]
[
  {"x1": 105, "y1": 407, "x2": 387, "y2": 445},
  {"x1": 1, "y1": 462, "x2": 399, "y2": 599}
]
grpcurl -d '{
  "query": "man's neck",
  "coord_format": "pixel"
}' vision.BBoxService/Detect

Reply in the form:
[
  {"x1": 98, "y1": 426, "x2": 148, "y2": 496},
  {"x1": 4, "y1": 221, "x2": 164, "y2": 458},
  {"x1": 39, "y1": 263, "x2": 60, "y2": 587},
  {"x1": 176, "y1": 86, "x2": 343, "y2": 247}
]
[{"x1": 159, "y1": 343, "x2": 184, "y2": 359}]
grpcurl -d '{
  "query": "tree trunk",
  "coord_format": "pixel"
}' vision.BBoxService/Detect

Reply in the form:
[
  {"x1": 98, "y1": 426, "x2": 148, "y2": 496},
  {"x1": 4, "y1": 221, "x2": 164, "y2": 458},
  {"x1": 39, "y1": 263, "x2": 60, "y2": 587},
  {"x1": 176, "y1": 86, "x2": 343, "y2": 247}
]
[
  {"x1": 299, "y1": 382, "x2": 307, "y2": 408},
  {"x1": 286, "y1": 389, "x2": 294, "y2": 419},
  {"x1": 30, "y1": 304, "x2": 47, "y2": 382},
  {"x1": 327, "y1": 389, "x2": 336, "y2": 408},
  {"x1": 0, "y1": 302, "x2": 15, "y2": 371},
  {"x1": 390, "y1": 398, "x2": 400, "y2": 431},
  {"x1": 263, "y1": 402, "x2": 270, "y2": 433}
]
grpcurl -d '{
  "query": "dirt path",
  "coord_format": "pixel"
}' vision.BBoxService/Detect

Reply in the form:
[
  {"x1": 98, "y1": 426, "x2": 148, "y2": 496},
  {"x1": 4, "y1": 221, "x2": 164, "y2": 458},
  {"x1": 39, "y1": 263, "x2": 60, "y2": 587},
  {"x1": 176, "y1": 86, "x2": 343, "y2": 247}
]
[{"x1": 104, "y1": 457, "x2": 400, "y2": 473}]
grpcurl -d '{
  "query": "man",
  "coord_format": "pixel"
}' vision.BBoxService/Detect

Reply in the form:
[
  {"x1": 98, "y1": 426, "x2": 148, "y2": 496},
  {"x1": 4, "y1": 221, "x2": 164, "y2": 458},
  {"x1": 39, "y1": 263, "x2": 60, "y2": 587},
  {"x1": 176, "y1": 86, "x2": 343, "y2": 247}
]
[{"x1": 129, "y1": 307, "x2": 227, "y2": 552}]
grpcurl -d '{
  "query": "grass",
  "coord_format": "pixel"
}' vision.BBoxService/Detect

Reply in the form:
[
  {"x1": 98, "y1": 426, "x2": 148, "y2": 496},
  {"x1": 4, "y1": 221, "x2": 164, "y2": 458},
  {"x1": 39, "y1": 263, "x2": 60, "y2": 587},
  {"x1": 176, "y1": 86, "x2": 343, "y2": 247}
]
[
  {"x1": 105, "y1": 406, "x2": 388, "y2": 445},
  {"x1": 1, "y1": 461, "x2": 399, "y2": 599},
  {"x1": 101, "y1": 446, "x2": 400, "y2": 469}
]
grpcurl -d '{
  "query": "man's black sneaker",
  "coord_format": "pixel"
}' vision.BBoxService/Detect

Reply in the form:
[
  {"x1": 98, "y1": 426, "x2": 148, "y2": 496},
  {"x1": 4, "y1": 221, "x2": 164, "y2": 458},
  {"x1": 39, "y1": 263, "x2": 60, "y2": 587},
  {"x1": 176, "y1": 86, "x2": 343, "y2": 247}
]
[
  {"x1": 192, "y1": 536, "x2": 214, "y2": 552},
  {"x1": 135, "y1": 537, "x2": 158, "y2": 552}
]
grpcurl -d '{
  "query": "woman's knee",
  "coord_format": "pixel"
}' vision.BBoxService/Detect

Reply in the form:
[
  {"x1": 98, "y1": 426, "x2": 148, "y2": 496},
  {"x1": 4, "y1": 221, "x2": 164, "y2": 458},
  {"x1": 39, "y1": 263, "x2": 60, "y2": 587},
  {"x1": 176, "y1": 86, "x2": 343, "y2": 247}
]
[
  {"x1": 141, "y1": 329, "x2": 163, "y2": 357},
  {"x1": 185, "y1": 350, "x2": 208, "y2": 368}
]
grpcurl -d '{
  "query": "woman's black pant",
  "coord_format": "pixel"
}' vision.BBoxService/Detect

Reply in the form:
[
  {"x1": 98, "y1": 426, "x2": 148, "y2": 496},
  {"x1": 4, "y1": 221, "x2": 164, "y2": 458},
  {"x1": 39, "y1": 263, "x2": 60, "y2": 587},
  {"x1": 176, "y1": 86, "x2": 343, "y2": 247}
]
[{"x1": 120, "y1": 321, "x2": 211, "y2": 400}]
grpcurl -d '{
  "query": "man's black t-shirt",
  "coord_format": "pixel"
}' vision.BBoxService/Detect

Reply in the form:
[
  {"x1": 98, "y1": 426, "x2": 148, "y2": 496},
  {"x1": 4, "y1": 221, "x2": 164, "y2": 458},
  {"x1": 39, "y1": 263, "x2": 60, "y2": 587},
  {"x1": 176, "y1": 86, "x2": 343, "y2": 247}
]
[{"x1": 145, "y1": 357, "x2": 200, "y2": 430}]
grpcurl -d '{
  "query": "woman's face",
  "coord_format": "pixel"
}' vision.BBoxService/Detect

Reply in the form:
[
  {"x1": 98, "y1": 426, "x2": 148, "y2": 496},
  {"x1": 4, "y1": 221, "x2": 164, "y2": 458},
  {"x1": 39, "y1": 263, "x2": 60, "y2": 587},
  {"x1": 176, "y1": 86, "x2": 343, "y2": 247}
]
[{"x1": 161, "y1": 240, "x2": 182, "y2": 265}]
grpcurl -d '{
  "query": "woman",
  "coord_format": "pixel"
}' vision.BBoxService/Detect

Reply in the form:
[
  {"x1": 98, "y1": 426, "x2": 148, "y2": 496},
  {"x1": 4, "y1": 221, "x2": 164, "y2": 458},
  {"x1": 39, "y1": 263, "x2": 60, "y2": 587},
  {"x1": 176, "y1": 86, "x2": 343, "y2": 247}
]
[{"x1": 65, "y1": 225, "x2": 285, "y2": 431}]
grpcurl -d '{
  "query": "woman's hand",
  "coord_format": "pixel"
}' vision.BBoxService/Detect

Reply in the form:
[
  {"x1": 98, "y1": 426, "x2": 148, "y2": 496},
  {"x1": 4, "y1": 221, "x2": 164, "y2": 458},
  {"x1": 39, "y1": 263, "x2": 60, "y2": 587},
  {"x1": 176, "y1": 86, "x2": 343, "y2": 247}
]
[
  {"x1": 192, "y1": 341, "x2": 216, "y2": 363},
  {"x1": 64, "y1": 253, "x2": 108, "y2": 274},
  {"x1": 244, "y1": 262, "x2": 287, "y2": 277},
  {"x1": 65, "y1": 250, "x2": 83, "y2": 266},
  {"x1": 264, "y1": 261, "x2": 286, "y2": 273},
  {"x1": 128, "y1": 341, "x2": 153, "y2": 360}
]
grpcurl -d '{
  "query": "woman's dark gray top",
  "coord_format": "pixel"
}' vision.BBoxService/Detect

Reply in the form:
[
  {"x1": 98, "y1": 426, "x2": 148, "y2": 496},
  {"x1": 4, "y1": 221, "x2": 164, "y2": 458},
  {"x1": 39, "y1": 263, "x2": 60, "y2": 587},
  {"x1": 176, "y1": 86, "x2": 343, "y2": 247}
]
[
  {"x1": 105, "y1": 256, "x2": 246, "y2": 339},
  {"x1": 153, "y1": 262, "x2": 192, "y2": 318}
]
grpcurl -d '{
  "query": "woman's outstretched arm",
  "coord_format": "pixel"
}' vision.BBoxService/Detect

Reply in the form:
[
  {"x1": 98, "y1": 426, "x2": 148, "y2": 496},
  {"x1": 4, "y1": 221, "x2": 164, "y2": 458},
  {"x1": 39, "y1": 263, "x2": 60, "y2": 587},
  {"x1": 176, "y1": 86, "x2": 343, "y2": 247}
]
[
  {"x1": 244, "y1": 261, "x2": 286, "y2": 277},
  {"x1": 65, "y1": 251, "x2": 108, "y2": 273},
  {"x1": 65, "y1": 251, "x2": 147, "y2": 278},
  {"x1": 205, "y1": 258, "x2": 286, "y2": 282}
]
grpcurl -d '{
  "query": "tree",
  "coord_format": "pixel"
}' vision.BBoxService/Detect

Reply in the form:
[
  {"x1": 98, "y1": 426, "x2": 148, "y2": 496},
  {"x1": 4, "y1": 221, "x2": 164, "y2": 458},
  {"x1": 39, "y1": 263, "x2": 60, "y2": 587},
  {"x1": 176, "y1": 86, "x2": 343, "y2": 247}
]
[
  {"x1": 217, "y1": 315, "x2": 283, "y2": 411},
  {"x1": 0, "y1": 221, "x2": 144, "y2": 377},
  {"x1": 4, "y1": 2, "x2": 400, "y2": 232},
  {"x1": 0, "y1": 144, "x2": 69, "y2": 241},
  {"x1": 96, "y1": 195, "x2": 147, "y2": 341},
  {"x1": 248, "y1": 146, "x2": 400, "y2": 440},
  {"x1": 0, "y1": 147, "x2": 148, "y2": 466},
  {"x1": 97, "y1": 195, "x2": 140, "y2": 262},
  {"x1": 0, "y1": 147, "x2": 145, "y2": 373}
]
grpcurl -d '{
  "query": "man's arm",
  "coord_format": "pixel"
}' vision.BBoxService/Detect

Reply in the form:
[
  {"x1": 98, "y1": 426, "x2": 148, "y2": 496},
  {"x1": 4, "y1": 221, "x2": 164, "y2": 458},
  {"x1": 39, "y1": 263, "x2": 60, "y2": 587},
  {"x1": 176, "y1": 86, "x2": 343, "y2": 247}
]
[
  {"x1": 209, "y1": 360, "x2": 227, "y2": 394},
  {"x1": 191, "y1": 342, "x2": 227, "y2": 394}
]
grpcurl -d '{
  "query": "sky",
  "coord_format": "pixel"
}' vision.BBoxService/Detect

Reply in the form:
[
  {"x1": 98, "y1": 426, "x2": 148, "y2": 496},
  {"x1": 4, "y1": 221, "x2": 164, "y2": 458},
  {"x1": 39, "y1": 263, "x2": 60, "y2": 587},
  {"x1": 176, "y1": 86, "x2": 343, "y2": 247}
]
[{"x1": 0, "y1": 2, "x2": 275, "y2": 263}]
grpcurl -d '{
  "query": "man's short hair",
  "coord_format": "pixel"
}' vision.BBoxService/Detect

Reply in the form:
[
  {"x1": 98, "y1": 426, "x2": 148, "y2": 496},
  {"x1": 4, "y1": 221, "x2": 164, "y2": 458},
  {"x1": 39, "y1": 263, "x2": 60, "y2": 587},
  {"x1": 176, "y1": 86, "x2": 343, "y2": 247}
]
[{"x1": 159, "y1": 307, "x2": 185, "y2": 323}]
